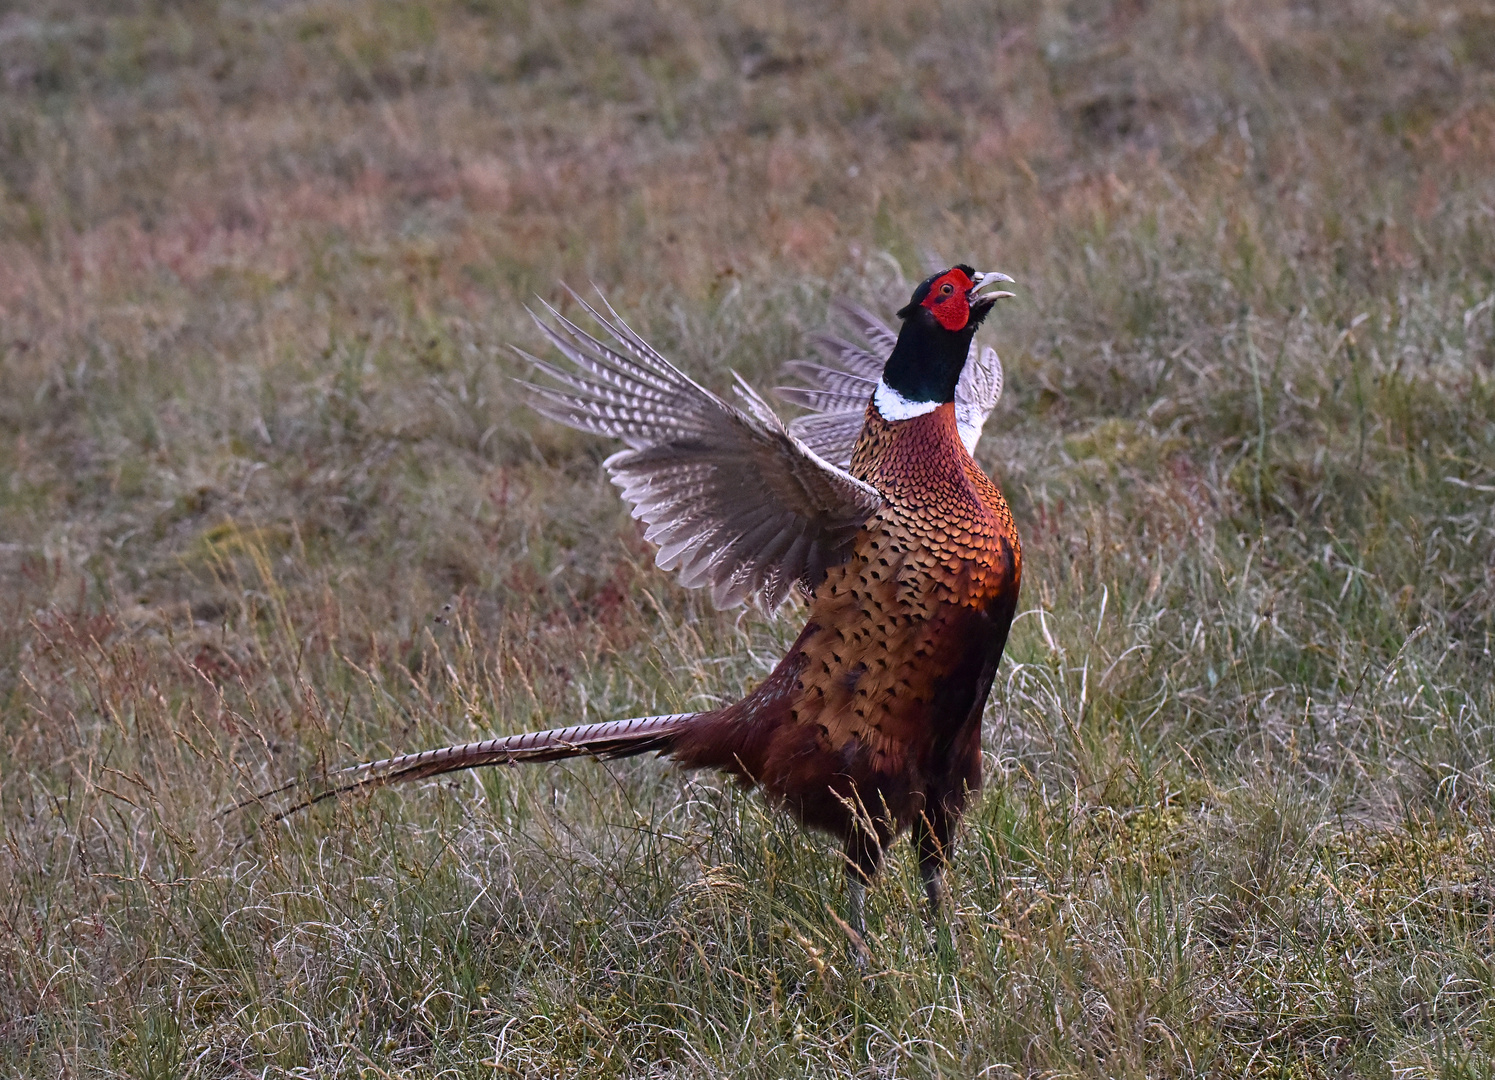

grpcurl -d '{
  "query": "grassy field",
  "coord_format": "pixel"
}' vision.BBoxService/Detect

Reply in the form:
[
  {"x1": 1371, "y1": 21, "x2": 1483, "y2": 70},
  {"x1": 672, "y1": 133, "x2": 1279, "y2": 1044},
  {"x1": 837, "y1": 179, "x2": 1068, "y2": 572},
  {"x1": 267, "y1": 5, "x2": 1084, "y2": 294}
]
[{"x1": 3, "y1": 0, "x2": 1495, "y2": 1075}]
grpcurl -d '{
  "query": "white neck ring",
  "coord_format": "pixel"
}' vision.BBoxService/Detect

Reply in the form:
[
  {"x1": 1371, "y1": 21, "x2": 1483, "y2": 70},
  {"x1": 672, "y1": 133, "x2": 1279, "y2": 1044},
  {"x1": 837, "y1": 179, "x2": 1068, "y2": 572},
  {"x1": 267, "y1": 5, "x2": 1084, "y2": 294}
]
[{"x1": 873, "y1": 379, "x2": 942, "y2": 422}]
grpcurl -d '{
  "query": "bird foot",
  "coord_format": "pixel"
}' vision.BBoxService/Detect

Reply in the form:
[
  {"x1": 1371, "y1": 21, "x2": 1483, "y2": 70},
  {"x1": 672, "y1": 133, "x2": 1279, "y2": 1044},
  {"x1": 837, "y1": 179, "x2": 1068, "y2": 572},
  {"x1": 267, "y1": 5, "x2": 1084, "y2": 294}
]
[
  {"x1": 921, "y1": 868, "x2": 957, "y2": 965},
  {"x1": 829, "y1": 881, "x2": 872, "y2": 973},
  {"x1": 846, "y1": 928, "x2": 872, "y2": 972},
  {"x1": 825, "y1": 905, "x2": 871, "y2": 971}
]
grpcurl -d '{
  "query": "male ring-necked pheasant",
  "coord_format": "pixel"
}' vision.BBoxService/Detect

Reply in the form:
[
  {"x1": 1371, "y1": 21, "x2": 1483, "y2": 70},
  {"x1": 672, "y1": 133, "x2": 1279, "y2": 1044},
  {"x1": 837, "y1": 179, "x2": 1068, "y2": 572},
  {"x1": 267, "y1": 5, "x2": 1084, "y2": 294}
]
[{"x1": 299, "y1": 266, "x2": 1022, "y2": 945}]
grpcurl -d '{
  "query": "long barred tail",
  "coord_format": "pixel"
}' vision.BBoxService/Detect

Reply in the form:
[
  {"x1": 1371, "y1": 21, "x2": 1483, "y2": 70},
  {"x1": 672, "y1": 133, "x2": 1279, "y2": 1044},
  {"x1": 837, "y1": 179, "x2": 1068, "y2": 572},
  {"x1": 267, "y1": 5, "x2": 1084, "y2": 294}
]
[{"x1": 264, "y1": 712, "x2": 698, "y2": 817}]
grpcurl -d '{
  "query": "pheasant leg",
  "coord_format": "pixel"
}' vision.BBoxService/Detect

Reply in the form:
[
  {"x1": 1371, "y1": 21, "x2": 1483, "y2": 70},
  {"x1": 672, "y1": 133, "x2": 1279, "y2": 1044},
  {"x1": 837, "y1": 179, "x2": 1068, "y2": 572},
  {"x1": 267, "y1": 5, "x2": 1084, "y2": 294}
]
[
  {"x1": 841, "y1": 831, "x2": 883, "y2": 969},
  {"x1": 845, "y1": 875, "x2": 868, "y2": 967},
  {"x1": 913, "y1": 807, "x2": 958, "y2": 963}
]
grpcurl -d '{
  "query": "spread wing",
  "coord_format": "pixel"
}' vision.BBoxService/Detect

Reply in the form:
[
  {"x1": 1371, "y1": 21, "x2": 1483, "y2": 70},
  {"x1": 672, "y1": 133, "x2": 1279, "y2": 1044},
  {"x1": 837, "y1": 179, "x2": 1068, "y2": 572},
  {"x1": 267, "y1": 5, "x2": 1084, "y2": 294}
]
[
  {"x1": 775, "y1": 299, "x2": 1005, "y2": 467},
  {"x1": 774, "y1": 300, "x2": 886, "y2": 465},
  {"x1": 516, "y1": 289, "x2": 884, "y2": 611}
]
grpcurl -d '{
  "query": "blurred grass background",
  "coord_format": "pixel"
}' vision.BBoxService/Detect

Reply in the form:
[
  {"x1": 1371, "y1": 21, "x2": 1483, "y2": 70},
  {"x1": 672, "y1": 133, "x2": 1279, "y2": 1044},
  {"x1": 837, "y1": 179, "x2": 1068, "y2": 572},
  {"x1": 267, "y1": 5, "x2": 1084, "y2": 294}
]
[{"x1": 2, "y1": 0, "x2": 1495, "y2": 1075}]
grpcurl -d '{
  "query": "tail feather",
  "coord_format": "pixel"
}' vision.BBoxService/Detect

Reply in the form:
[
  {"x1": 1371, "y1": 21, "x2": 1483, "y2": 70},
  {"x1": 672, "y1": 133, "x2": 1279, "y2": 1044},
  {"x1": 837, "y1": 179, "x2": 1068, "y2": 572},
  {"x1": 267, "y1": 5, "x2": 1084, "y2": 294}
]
[{"x1": 274, "y1": 712, "x2": 697, "y2": 815}]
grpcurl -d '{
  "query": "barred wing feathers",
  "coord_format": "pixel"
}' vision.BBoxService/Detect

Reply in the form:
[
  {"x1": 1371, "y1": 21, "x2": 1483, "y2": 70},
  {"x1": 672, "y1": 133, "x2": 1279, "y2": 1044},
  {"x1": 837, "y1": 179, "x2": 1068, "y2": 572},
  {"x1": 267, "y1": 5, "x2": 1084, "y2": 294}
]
[{"x1": 518, "y1": 291, "x2": 883, "y2": 611}]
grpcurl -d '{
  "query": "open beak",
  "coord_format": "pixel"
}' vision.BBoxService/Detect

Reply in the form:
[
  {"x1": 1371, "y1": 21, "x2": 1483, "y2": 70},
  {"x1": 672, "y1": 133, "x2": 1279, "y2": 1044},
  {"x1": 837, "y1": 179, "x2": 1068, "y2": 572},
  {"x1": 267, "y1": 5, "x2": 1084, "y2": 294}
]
[{"x1": 969, "y1": 271, "x2": 1016, "y2": 307}]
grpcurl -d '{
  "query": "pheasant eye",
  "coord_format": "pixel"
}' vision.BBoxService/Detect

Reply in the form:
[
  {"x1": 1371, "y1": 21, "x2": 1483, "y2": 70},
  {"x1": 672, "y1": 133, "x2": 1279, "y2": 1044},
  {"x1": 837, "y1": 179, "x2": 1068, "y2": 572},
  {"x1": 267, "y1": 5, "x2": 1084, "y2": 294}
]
[{"x1": 940, "y1": 283, "x2": 953, "y2": 296}]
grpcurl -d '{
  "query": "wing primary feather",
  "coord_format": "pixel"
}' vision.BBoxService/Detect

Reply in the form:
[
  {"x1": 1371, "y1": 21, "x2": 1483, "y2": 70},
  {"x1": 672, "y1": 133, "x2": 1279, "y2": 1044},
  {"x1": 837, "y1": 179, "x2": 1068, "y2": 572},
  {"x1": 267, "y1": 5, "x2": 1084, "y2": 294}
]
[
  {"x1": 830, "y1": 298, "x2": 898, "y2": 354},
  {"x1": 518, "y1": 287, "x2": 882, "y2": 610}
]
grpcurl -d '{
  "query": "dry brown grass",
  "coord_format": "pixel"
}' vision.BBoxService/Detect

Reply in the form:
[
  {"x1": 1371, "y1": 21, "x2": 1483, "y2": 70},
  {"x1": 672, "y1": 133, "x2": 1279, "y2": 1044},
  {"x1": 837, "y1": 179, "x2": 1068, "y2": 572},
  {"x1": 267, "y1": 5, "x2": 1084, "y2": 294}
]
[{"x1": 3, "y1": 0, "x2": 1495, "y2": 1075}]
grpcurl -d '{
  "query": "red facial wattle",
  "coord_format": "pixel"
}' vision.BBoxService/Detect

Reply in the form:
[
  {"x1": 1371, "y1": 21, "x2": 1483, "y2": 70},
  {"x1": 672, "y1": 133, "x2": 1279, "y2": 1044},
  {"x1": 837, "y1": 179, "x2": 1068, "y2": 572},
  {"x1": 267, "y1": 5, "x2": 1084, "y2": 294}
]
[{"x1": 921, "y1": 267, "x2": 975, "y2": 331}]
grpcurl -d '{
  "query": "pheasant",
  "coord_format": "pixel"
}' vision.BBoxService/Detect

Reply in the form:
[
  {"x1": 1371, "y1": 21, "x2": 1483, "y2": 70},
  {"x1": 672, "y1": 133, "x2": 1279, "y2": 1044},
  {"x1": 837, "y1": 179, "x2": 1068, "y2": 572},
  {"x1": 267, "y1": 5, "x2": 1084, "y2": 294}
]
[{"x1": 295, "y1": 267, "x2": 1022, "y2": 947}]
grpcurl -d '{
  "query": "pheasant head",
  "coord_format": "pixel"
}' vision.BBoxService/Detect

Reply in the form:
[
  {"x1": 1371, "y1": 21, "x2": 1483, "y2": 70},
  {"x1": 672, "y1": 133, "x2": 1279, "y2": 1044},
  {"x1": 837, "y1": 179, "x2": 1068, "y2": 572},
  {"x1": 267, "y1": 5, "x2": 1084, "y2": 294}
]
[{"x1": 876, "y1": 265, "x2": 1014, "y2": 417}]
